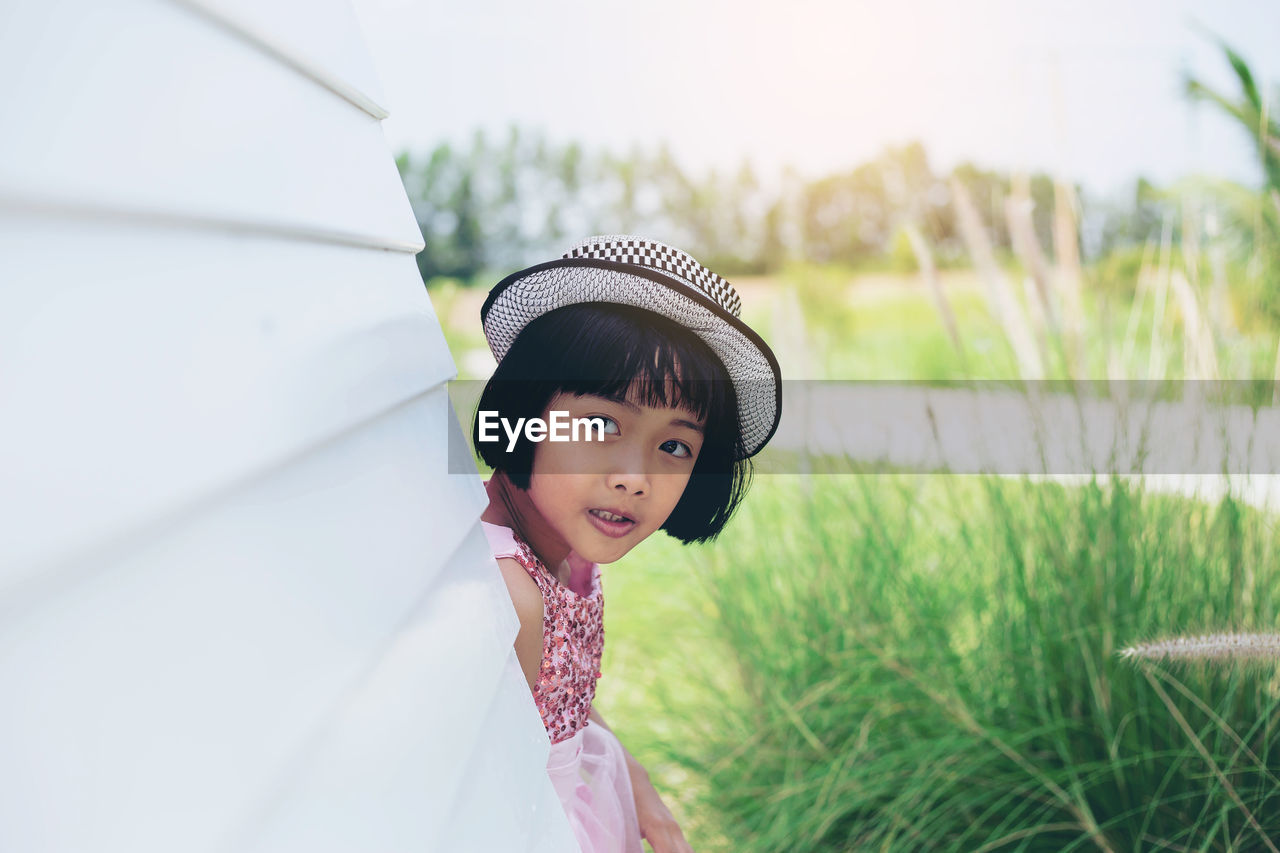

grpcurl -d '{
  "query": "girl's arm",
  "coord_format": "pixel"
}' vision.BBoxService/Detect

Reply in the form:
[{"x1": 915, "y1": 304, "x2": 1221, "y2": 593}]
[
  {"x1": 496, "y1": 557, "x2": 544, "y2": 691},
  {"x1": 588, "y1": 707, "x2": 694, "y2": 853}
]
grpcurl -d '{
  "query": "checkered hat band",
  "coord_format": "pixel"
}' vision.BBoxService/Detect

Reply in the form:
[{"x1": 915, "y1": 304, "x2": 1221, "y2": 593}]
[{"x1": 564, "y1": 237, "x2": 742, "y2": 318}]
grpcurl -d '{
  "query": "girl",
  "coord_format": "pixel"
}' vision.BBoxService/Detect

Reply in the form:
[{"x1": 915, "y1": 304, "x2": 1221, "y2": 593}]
[{"x1": 472, "y1": 236, "x2": 781, "y2": 853}]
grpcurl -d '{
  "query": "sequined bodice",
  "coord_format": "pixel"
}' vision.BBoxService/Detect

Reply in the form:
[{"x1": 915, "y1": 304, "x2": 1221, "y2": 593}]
[{"x1": 483, "y1": 522, "x2": 604, "y2": 744}]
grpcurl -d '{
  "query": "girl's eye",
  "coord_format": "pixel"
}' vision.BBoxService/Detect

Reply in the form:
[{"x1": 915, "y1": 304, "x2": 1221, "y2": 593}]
[
  {"x1": 585, "y1": 415, "x2": 619, "y2": 436},
  {"x1": 660, "y1": 439, "x2": 693, "y2": 458}
]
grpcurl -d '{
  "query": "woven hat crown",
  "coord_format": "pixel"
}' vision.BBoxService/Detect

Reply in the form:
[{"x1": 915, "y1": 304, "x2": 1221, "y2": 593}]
[{"x1": 562, "y1": 235, "x2": 743, "y2": 318}]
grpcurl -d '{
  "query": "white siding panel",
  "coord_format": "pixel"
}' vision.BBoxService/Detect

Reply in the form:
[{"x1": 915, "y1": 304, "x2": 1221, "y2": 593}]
[
  {"x1": 232, "y1": 529, "x2": 574, "y2": 853},
  {"x1": 0, "y1": 387, "x2": 485, "y2": 853},
  {"x1": 0, "y1": 0, "x2": 421, "y2": 249},
  {"x1": 176, "y1": 0, "x2": 389, "y2": 118},
  {"x1": 0, "y1": 215, "x2": 450, "y2": 581},
  {"x1": 436, "y1": 652, "x2": 581, "y2": 853},
  {"x1": 1, "y1": 0, "x2": 577, "y2": 849}
]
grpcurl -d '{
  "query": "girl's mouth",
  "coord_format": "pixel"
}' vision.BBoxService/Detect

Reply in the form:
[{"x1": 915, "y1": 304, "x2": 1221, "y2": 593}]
[{"x1": 587, "y1": 508, "x2": 636, "y2": 538}]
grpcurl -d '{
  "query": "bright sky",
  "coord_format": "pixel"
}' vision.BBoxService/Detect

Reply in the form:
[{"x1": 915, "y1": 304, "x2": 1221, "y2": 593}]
[{"x1": 351, "y1": 0, "x2": 1278, "y2": 196}]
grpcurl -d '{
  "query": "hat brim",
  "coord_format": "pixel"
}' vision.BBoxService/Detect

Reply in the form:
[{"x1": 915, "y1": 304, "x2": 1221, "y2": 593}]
[{"x1": 481, "y1": 258, "x2": 782, "y2": 458}]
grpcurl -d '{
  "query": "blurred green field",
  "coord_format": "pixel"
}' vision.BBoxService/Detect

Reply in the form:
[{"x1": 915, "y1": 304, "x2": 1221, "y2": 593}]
[{"x1": 433, "y1": 258, "x2": 1280, "y2": 850}]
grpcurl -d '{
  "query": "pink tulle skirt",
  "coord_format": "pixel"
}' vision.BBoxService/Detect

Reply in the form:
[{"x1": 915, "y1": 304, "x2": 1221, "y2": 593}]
[{"x1": 546, "y1": 722, "x2": 644, "y2": 852}]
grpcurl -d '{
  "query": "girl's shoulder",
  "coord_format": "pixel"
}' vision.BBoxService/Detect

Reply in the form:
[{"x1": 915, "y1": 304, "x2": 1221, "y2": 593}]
[
  {"x1": 481, "y1": 519, "x2": 527, "y2": 563},
  {"x1": 481, "y1": 521, "x2": 600, "y2": 600},
  {"x1": 482, "y1": 520, "x2": 558, "y2": 594}
]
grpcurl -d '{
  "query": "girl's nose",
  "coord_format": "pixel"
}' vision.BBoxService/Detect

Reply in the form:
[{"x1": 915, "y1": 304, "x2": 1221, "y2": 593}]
[{"x1": 606, "y1": 467, "x2": 648, "y2": 497}]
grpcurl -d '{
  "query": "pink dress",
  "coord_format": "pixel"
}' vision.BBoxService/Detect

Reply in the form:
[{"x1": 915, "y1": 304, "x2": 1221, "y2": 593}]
[{"x1": 482, "y1": 521, "x2": 644, "y2": 853}]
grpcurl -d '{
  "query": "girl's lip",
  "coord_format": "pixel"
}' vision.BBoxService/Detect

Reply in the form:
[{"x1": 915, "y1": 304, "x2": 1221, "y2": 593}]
[{"x1": 586, "y1": 508, "x2": 636, "y2": 538}]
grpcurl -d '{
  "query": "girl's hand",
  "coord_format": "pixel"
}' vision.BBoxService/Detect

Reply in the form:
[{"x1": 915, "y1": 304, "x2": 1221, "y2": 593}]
[{"x1": 632, "y1": 772, "x2": 693, "y2": 853}]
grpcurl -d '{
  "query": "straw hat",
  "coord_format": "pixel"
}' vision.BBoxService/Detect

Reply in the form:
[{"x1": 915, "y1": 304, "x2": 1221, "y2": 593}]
[{"x1": 480, "y1": 235, "x2": 782, "y2": 458}]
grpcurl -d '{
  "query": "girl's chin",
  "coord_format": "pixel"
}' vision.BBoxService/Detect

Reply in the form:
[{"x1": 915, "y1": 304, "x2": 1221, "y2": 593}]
[
  {"x1": 571, "y1": 528, "x2": 639, "y2": 564},
  {"x1": 573, "y1": 540, "x2": 633, "y2": 564}
]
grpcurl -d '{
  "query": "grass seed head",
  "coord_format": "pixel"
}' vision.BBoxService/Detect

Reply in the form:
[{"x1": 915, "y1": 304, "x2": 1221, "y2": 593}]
[{"x1": 1120, "y1": 632, "x2": 1280, "y2": 664}]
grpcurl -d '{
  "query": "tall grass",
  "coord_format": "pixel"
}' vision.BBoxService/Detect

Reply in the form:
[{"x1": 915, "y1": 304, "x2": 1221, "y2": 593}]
[
  {"x1": 593, "y1": 173, "x2": 1280, "y2": 850},
  {"x1": 931, "y1": 165, "x2": 1274, "y2": 385},
  {"x1": 657, "y1": 475, "x2": 1280, "y2": 851},
  {"x1": 596, "y1": 174, "x2": 1280, "y2": 850}
]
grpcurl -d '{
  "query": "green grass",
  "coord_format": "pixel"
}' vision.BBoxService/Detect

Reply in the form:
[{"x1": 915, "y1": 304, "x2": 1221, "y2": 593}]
[
  {"x1": 756, "y1": 263, "x2": 1279, "y2": 382},
  {"x1": 599, "y1": 474, "x2": 1280, "y2": 851},
  {"x1": 805, "y1": 285, "x2": 1006, "y2": 380}
]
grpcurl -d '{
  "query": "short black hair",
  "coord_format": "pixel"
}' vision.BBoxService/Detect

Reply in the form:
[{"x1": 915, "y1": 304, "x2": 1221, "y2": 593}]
[{"x1": 472, "y1": 302, "x2": 752, "y2": 543}]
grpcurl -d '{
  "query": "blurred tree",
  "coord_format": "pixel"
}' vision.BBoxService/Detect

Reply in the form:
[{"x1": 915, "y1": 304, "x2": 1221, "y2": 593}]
[
  {"x1": 759, "y1": 200, "x2": 788, "y2": 272},
  {"x1": 798, "y1": 142, "x2": 940, "y2": 266},
  {"x1": 730, "y1": 160, "x2": 758, "y2": 248},
  {"x1": 943, "y1": 164, "x2": 1060, "y2": 263},
  {"x1": 947, "y1": 162, "x2": 1009, "y2": 249},
  {"x1": 486, "y1": 126, "x2": 524, "y2": 271},
  {"x1": 397, "y1": 141, "x2": 486, "y2": 282},
  {"x1": 602, "y1": 148, "x2": 640, "y2": 234},
  {"x1": 1093, "y1": 176, "x2": 1167, "y2": 258},
  {"x1": 398, "y1": 131, "x2": 1145, "y2": 286}
]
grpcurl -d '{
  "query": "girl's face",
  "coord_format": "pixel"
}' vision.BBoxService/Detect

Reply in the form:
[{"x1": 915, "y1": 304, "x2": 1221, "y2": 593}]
[{"x1": 525, "y1": 390, "x2": 705, "y2": 564}]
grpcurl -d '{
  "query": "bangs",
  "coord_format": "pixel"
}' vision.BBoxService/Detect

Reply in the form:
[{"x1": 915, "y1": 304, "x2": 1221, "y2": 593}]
[{"x1": 521, "y1": 303, "x2": 733, "y2": 425}]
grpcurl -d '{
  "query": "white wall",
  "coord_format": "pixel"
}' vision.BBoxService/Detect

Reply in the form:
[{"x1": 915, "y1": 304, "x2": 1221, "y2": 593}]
[{"x1": 0, "y1": 1, "x2": 573, "y2": 850}]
